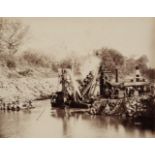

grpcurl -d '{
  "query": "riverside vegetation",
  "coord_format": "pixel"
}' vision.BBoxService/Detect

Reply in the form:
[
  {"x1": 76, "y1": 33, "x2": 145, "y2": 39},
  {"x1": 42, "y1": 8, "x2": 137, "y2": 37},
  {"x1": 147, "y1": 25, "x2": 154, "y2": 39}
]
[{"x1": 0, "y1": 18, "x2": 155, "y2": 108}]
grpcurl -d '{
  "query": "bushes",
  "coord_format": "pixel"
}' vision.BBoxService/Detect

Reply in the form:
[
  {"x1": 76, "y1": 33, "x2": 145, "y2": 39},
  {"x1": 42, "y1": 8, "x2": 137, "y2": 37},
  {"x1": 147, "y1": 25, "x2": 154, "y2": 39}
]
[
  {"x1": 0, "y1": 18, "x2": 28, "y2": 55},
  {"x1": 0, "y1": 50, "x2": 58, "y2": 73},
  {"x1": 94, "y1": 48, "x2": 125, "y2": 72},
  {"x1": 0, "y1": 53, "x2": 16, "y2": 69},
  {"x1": 0, "y1": 47, "x2": 154, "y2": 81},
  {"x1": 94, "y1": 47, "x2": 155, "y2": 80},
  {"x1": 20, "y1": 51, "x2": 53, "y2": 68},
  {"x1": 6, "y1": 59, "x2": 16, "y2": 69}
]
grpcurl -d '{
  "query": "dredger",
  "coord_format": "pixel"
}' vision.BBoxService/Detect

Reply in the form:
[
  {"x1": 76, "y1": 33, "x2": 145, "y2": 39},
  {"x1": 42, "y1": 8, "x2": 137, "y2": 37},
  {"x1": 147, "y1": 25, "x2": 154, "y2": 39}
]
[{"x1": 51, "y1": 65, "x2": 155, "y2": 118}]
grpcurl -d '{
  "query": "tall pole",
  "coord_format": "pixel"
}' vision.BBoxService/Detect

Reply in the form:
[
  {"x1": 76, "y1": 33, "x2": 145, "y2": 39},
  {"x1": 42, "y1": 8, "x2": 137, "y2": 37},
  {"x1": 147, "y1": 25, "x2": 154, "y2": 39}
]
[
  {"x1": 115, "y1": 69, "x2": 118, "y2": 83},
  {"x1": 61, "y1": 68, "x2": 66, "y2": 99},
  {"x1": 99, "y1": 65, "x2": 104, "y2": 96}
]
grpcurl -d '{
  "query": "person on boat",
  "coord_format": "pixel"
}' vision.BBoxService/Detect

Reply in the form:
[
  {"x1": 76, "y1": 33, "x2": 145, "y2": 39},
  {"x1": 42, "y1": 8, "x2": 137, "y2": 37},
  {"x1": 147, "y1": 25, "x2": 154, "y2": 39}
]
[
  {"x1": 146, "y1": 86, "x2": 151, "y2": 94},
  {"x1": 110, "y1": 87, "x2": 115, "y2": 99},
  {"x1": 134, "y1": 88, "x2": 139, "y2": 97},
  {"x1": 51, "y1": 93, "x2": 57, "y2": 105},
  {"x1": 125, "y1": 87, "x2": 129, "y2": 97},
  {"x1": 28, "y1": 100, "x2": 33, "y2": 108},
  {"x1": 114, "y1": 88, "x2": 119, "y2": 99},
  {"x1": 138, "y1": 86, "x2": 143, "y2": 96},
  {"x1": 118, "y1": 88, "x2": 124, "y2": 99},
  {"x1": 129, "y1": 87, "x2": 134, "y2": 97}
]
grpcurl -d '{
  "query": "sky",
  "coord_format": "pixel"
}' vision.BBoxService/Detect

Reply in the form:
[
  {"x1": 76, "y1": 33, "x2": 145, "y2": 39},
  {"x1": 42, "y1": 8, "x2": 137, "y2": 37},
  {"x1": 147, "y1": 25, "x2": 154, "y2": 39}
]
[{"x1": 18, "y1": 17, "x2": 155, "y2": 67}]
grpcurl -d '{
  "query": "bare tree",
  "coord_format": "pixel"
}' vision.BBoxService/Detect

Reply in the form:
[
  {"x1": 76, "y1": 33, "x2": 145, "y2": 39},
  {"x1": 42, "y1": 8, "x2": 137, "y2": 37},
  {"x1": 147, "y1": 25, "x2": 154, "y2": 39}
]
[{"x1": 0, "y1": 18, "x2": 29, "y2": 55}]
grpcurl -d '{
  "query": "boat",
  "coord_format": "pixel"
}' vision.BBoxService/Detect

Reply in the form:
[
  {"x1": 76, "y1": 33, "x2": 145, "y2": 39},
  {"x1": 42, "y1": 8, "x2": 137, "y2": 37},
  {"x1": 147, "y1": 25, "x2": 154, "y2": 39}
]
[{"x1": 50, "y1": 65, "x2": 155, "y2": 118}]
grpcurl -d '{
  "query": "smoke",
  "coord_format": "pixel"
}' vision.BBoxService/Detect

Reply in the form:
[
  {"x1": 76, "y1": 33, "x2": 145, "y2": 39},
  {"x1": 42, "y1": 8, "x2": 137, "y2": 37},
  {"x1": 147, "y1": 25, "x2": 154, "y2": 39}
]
[
  {"x1": 80, "y1": 55, "x2": 101, "y2": 78},
  {"x1": 68, "y1": 69, "x2": 82, "y2": 98}
]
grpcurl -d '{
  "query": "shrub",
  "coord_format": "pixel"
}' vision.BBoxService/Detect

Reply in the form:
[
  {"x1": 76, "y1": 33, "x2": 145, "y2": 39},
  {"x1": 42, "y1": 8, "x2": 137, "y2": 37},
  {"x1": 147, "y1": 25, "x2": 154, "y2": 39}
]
[
  {"x1": 0, "y1": 53, "x2": 16, "y2": 69},
  {"x1": 21, "y1": 51, "x2": 52, "y2": 68},
  {"x1": 6, "y1": 59, "x2": 16, "y2": 69}
]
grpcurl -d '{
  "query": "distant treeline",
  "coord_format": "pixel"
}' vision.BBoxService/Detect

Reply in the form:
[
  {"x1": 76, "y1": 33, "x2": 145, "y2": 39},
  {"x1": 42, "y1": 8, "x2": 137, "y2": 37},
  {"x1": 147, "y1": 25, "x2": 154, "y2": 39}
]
[
  {"x1": 94, "y1": 48, "x2": 155, "y2": 81},
  {"x1": 59, "y1": 47, "x2": 155, "y2": 81},
  {"x1": 0, "y1": 18, "x2": 154, "y2": 81}
]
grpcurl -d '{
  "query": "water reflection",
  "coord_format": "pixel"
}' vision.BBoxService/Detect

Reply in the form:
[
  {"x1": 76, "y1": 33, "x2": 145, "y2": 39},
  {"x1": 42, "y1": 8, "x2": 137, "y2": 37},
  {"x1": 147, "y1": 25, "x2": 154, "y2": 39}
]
[
  {"x1": 0, "y1": 100, "x2": 155, "y2": 137},
  {"x1": 51, "y1": 108, "x2": 155, "y2": 138}
]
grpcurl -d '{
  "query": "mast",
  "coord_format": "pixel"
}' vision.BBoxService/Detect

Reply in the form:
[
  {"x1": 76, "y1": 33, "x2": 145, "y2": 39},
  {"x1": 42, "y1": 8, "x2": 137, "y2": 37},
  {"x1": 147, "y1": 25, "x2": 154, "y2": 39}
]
[{"x1": 99, "y1": 65, "x2": 104, "y2": 96}]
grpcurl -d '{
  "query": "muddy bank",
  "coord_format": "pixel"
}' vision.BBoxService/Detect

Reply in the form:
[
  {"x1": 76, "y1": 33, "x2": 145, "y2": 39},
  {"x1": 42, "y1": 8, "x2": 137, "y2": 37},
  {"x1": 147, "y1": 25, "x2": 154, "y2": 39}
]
[{"x1": 0, "y1": 77, "x2": 58, "y2": 104}]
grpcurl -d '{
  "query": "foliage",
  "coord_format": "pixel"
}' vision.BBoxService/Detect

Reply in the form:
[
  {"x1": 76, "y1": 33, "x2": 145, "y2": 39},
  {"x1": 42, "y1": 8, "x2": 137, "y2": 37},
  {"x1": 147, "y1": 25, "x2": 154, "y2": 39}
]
[
  {"x1": 0, "y1": 18, "x2": 28, "y2": 55},
  {"x1": 93, "y1": 47, "x2": 155, "y2": 81},
  {"x1": 143, "y1": 68, "x2": 155, "y2": 81},
  {"x1": 0, "y1": 53, "x2": 16, "y2": 69},
  {"x1": 94, "y1": 48, "x2": 124, "y2": 72},
  {"x1": 20, "y1": 50, "x2": 53, "y2": 68}
]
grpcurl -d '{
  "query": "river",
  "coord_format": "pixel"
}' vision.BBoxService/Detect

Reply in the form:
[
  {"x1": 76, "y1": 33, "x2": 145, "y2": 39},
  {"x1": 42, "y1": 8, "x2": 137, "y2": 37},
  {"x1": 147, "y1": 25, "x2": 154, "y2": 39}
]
[{"x1": 0, "y1": 100, "x2": 155, "y2": 138}]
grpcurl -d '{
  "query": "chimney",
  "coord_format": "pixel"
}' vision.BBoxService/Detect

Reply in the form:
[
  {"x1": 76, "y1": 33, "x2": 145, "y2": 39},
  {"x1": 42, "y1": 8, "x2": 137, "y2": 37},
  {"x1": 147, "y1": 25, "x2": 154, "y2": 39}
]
[
  {"x1": 135, "y1": 66, "x2": 140, "y2": 82},
  {"x1": 115, "y1": 69, "x2": 118, "y2": 82}
]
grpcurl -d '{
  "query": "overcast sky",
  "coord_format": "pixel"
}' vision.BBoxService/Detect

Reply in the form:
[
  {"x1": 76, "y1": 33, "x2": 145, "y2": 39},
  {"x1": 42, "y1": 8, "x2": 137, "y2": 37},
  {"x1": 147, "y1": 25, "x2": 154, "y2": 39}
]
[{"x1": 19, "y1": 17, "x2": 155, "y2": 67}]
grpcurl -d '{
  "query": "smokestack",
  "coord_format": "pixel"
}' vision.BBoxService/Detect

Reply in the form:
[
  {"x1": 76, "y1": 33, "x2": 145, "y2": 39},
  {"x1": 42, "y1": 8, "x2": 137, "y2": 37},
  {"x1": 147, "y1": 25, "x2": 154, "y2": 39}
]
[
  {"x1": 135, "y1": 66, "x2": 140, "y2": 76},
  {"x1": 115, "y1": 69, "x2": 118, "y2": 83},
  {"x1": 135, "y1": 66, "x2": 140, "y2": 82}
]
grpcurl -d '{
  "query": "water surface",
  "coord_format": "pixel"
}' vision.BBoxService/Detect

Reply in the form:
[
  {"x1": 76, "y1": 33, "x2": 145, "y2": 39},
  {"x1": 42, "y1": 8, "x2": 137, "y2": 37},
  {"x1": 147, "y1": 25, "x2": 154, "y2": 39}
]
[{"x1": 0, "y1": 100, "x2": 155, "y2": 138}]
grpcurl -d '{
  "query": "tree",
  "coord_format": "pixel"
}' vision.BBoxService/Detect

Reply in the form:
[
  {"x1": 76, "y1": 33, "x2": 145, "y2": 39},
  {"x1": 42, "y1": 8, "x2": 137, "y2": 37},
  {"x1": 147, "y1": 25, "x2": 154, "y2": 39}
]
[
  {"x1": 94, "y1": 47, "x2": 124, "y2": 71},
  {"x1": 136, "y1": 55, "x2": 148, "y2": 74},
  {"x1": 0, "y1": 18, "x2": 29, "y2": 55}
]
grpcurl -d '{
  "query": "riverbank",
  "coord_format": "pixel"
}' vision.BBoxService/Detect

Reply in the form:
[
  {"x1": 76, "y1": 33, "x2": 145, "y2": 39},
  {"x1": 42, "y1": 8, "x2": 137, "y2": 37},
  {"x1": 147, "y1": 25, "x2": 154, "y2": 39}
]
[
  {"x1": 0, "y1": 52, "x2": 58, "y2": 105},
  {"x1": 0, "y1": 76, "x2": 58, "y2": 105}
]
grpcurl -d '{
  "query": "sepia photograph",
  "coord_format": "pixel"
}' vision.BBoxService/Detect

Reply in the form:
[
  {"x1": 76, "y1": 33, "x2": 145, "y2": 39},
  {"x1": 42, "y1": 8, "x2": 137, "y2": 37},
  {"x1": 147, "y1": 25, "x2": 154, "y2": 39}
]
[{"x1": 0, "y1": 17, "x2": 155, "y2": 138}]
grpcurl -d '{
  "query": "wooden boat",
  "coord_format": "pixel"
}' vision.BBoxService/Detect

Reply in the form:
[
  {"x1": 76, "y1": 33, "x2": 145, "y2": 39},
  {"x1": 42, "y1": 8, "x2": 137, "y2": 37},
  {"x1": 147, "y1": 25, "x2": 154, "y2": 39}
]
[{"x1": 51, "y1": 66, "x2": 155, "y2": 119}]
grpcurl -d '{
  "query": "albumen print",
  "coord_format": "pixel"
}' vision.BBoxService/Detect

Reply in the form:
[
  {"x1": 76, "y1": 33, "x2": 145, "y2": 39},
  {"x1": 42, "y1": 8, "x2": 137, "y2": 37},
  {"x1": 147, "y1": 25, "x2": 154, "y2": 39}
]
[{"x1": 0, "y1": 17, "x2": 155, "y2": 138}]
